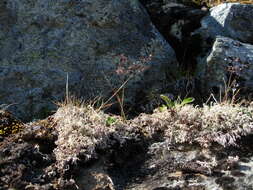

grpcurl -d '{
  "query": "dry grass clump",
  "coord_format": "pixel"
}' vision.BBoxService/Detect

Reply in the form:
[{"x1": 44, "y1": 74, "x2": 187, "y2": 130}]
[
  {"x1": 53, "y1": 98, "x2": 253, "y2": 172},
  {"x1": 212, "y1": 0, "x2": 253, "y2": 5},
  {"x1": 196, "y1": 0, "x2": 253, "y2": 6},
  {"x1": 53, "y1": 102, "x2": 134, "y2": 172},
  {"x1": 179, "y1": 104, "x2": 253, "y2": 146},
  {"x1": 54, "y1": 104, "x2": 110, "y2": 170},
  {"x1": 132, "y1": 103, "x2": 253, "y2": 147}
]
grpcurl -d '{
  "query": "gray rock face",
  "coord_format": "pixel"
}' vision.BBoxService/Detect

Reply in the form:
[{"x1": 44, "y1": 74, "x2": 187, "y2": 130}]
[
  {"x1": 0, "y1": 0, "x2": 178, "y2": 120},
  {"x1": 197, "y1": 36, "x2": 253, "y2": 97},
  {"x1": 196, "y1": 3, "x2": 253, "y2": 44}
]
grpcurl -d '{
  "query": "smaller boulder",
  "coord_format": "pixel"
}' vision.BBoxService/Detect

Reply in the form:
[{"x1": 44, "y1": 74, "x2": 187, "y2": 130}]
[
  {"x1": 196, "y1": 3, "x2": 253, "y2": 44},
  {"x1": 197, "y1": 36, "x2": 253, "y2": 98}
]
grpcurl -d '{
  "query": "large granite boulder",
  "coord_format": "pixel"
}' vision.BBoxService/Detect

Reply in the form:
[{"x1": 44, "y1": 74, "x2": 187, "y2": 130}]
[
  {"x1": 0, "y1": 0, "x2": 178, "y2": 121},
  {"x1": 197, "y1": 36, "x2": 253, "y2": 98},
  {"x1": 195, "y1": 3, "x2": 253, "y2": 44}
]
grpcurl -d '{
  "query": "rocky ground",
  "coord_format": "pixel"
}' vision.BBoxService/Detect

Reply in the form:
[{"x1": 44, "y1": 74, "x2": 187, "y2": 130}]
[
  {"x1": 1, "y1": 0, "x2": 253, "y2": 189},
  {"x1": 1, "y1": 102, "x2": 253, "y2": 190}
]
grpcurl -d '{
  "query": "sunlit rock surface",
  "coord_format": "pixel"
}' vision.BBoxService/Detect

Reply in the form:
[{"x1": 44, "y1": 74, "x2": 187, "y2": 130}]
[{"x1": 0, "y1": 0, "x2": 178, "y2": 121}]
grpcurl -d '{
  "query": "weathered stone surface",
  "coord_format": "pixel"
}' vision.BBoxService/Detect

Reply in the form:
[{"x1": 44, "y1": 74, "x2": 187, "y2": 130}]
[
  {"x1": 197, "y1": 36, "x2": 253, "y2": 97},
  {"x1": 196, "y1": 3, "x2": 253, "y2": 44},
  {"x1": 0, "y1": 0, "x2": 178, "y2": 121}
]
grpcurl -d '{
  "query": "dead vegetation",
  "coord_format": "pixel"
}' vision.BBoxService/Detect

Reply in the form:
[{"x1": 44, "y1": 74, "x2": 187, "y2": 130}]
[
  {"x1": 194, "y1": 0, "x2": 253, "y2": 6},
  {"x1": 50, "y1": 97, "x2": 253, "y2": 173},
  {"x1": 1, "y1": 93, "x2": 253, "y2": 189}
]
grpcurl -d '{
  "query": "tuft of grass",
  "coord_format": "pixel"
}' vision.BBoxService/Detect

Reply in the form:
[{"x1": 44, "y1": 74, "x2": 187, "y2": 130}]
[
  {"x1": 206, "y1": 75, "x2": 241, "y2": 106},
  {"x1": 147, "y1": 103, "x2": 253, "y2": 147},
  {"x1": 101, "y1": 75, "x2": 132, "y2": 120},
  {"x1": 50, "y1": 89, "x2": 253, "y2": 174},
  {"x1": 52, "y1": 102, "x2": 128, "y2": 172},
  {"x1": 193, "y1": 0, "x2": 253, "y2": 7}
]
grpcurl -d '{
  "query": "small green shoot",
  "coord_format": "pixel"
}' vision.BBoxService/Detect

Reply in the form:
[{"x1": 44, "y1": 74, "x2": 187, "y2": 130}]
[
  {"x1": 158, "y1": 105, "x2": 167, "y2": 112},
  {"x1": 159, "y1": 95, "x2": 195, "y2": 111},
  {"x1": 180, "y1": 97, "x2": 195, "y2": 106},
  {"x1": 160, "y1": 95, "x2": 175, "y2": 108},
  {"x1": 106, "y1": 116, "x2": 117, "y2": 126}
]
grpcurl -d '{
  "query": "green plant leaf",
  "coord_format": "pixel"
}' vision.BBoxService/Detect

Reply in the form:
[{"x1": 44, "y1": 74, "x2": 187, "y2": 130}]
[
  {"x1": 180, "y1": 97, "x2": 195, "y2": 106},
  {"x1": 160, "y1": 95, "x2": 175, "y2": 108},
  {"x1": 158, "y1": 105, "x2": 167, "y2": 112},
  {"x1": 106, "y1": 116, "x2": 117, "y2": 126}
]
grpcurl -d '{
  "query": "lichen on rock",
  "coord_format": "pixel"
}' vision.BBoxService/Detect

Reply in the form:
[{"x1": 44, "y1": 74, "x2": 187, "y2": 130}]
[
  {"x1": 0, "y1": 0, "x2": 178, "y2": 121},
  {"x1": 0, "y1": 109, "x2": 24, "y2": 137}
]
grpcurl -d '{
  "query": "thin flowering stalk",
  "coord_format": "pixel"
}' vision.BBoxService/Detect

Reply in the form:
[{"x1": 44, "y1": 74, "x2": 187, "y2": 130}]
[
  {"x1": 100, "y1": 54, "x2": 152, "y2": 117},
  {"x1": 99, "y1": 76, "x2": 132, "y2": 111}
]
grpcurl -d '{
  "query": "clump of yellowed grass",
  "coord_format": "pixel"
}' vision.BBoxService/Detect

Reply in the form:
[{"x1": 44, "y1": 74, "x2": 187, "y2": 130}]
[{"x1": 193, "y1": 0, "x2": 253, "y2": 6}]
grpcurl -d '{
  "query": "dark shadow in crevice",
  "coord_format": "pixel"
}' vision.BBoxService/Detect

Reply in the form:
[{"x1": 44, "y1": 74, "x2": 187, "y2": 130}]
[{"x1": 139, "y1": 0, "x2": 207, "y2": 73}]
